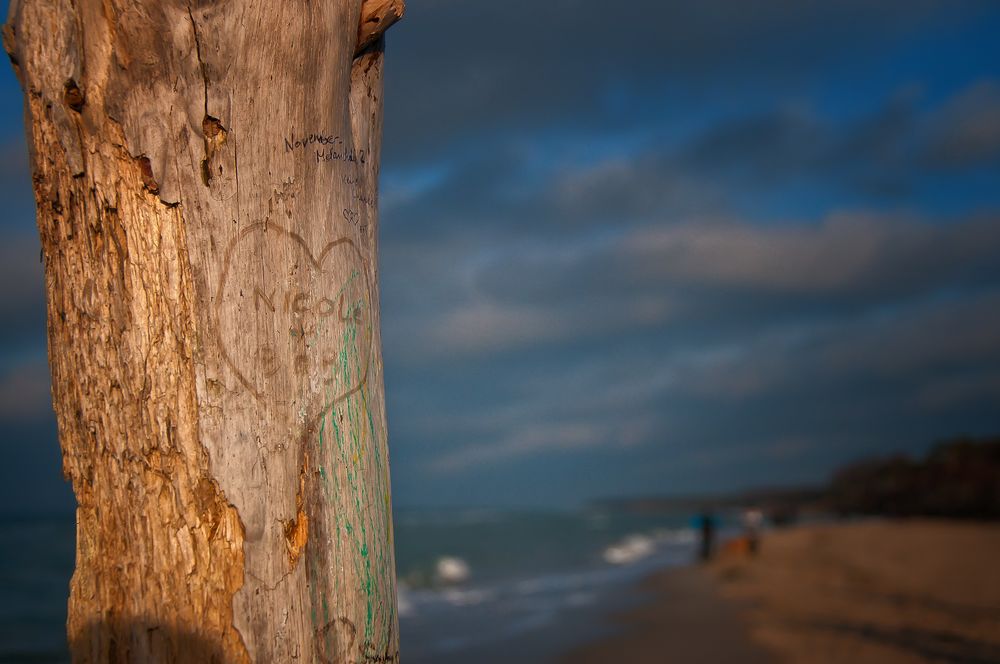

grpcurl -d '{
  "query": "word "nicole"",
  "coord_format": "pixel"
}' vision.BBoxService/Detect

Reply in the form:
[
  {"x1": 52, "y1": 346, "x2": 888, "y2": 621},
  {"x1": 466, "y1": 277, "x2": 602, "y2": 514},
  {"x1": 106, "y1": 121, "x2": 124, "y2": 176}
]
[{"x1": 254, "y1": 286, "x2": 363, "y2": 322}]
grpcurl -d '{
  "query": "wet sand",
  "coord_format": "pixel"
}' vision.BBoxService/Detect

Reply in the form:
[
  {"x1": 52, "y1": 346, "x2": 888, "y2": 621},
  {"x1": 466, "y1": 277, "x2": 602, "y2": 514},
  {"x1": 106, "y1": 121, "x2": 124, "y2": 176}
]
[
  {"x1": 563, "y1": 520, "x2": 1000, "y2": 663},
  {"x1": 559, "y1": 565, "x2": 774, "y2": 663}
]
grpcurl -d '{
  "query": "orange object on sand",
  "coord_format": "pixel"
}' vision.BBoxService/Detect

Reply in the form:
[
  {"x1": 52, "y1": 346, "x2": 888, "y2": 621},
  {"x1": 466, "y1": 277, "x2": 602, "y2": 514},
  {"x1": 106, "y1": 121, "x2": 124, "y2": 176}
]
[{"x1": 723, "y1": 536, "x2": 752, "y2": 557}]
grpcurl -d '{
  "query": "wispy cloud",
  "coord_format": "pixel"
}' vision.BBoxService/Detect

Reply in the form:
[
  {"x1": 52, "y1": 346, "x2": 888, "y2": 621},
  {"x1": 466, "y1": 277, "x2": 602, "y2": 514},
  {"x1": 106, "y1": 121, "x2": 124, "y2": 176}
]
[
  {"x1": 0, "y1": 233, "x2": 47, "y2": 351},
  {"x1": 385, "y1": 208, "x2": 1000, "y2": 368},
  {"x1": 925, "y1": 80, "x2": 1000, "y2": 168},
  {"x1": 428, "y1": 421, "x2": 609, "y2": 474},
  {"x1": 0, "y1": 360, "x2": 52, "y2": 421}
]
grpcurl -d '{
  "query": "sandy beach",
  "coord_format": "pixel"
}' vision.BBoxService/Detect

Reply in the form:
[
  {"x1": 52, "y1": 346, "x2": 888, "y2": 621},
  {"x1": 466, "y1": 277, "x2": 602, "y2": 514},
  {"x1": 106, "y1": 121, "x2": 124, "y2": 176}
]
[
  {"x1": 560, "y1": 564, "x2": 775, "y2": 663},
  {"x1": 564, "y1": 520, "x2": 1000, "y2": 663}
]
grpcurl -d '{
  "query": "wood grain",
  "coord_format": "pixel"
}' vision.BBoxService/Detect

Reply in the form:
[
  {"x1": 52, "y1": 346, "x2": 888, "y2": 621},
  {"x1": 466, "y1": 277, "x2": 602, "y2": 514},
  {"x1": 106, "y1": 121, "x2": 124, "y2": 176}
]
[
  {"x1": 4, "y1": 0, "x2": 402, "y2": 661},
  {"x1": 358, "y1": 0, "x2": 404, "y2": 55}
]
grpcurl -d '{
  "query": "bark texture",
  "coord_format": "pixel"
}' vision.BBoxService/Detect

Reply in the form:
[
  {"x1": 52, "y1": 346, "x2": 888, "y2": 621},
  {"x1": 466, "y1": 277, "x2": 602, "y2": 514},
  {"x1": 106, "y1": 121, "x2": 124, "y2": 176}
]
[
  {"x1": 356, "y1": 0, "x2": 403, "y2": 55},
  {"x1": 4, "y1": 1, "x2": 401, "y2": 661}
]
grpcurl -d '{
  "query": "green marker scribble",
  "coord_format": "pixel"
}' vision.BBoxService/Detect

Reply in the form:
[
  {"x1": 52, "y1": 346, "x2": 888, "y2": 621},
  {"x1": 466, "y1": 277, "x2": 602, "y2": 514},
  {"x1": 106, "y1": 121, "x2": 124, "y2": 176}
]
[{"x1": 306, "y1": 264, "x2": 397, "y2": 651}]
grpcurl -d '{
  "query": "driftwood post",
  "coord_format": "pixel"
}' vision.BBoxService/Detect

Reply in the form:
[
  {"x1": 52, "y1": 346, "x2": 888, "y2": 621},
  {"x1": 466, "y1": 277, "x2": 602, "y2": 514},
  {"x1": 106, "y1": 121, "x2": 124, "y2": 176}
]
[{"x1": 4, "y1": 0, "x2": 403, "y2": 661}]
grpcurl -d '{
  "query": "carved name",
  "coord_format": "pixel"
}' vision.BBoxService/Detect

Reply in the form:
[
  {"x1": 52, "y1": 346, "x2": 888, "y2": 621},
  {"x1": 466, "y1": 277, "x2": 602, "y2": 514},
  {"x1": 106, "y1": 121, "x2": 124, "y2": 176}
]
[
  {"x1": 254, "y1": 283, "x2": 364, "y2": 322},
  {"x1": 215, "y1": 224, "x2": 373, "y2": 423}
]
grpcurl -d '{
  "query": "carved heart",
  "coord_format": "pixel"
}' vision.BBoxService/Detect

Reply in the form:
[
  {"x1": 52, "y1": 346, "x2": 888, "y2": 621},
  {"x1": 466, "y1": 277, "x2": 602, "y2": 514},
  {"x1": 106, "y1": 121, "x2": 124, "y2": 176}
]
[{"x1": 215, "y1": 222, "x2": 373, "y2": 426}]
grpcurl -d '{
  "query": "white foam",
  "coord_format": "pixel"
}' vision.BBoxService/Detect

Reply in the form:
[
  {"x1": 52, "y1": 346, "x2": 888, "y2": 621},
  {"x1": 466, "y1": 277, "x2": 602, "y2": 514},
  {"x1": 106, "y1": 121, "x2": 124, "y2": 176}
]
[
  {"x1": 396, "y1": 584, "x2": 414, "y2": 617},
  {"x1": 443, "y1": 587, "x2": 494, "y2": 606},
  {"x1": 603, "y1": 534, "x2": 655, "y2": 565},
  {"x1": 435, "y1": 556, "x2": 471, "y2": 584}
]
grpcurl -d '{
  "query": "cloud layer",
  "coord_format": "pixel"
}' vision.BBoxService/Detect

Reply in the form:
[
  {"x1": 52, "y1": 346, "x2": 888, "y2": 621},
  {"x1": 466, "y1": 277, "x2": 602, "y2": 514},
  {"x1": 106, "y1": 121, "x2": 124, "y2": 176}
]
[
  {"x1": 374, "y1": 0, "x2": 1000, "y2": 506},
  {"x1": 1, "y1": 0, "x2": 999, "y2": 510}
]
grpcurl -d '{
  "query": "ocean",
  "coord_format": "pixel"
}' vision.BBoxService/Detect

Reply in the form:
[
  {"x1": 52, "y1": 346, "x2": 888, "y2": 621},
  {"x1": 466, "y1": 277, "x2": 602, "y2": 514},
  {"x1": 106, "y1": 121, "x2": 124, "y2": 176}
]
[
  {"x1": 0, "y1": 507, "x2": 727, "y2": 662},
  {"x1": 0, "y1": 518, "x2": 74, "y2": 663}
]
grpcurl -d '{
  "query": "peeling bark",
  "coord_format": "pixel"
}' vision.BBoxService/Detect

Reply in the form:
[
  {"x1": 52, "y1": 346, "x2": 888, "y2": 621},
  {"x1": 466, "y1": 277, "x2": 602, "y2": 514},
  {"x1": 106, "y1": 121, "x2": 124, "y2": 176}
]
[
  {"x1": 357, "y1": 0, "x2": 404, "y2": 55},
  {"x1": 5, "y1": 1, "x2": 402, "y2": 661}
]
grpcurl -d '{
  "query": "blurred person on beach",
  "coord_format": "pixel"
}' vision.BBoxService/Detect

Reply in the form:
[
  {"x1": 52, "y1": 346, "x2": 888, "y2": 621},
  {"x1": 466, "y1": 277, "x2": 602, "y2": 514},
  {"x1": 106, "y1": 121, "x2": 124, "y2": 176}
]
[
  {"x1": 698, "y1": 513, "x2": 716, "y2": 562},
  {"x1": 743, "y1": 508, "x2": 764, "y2": 555}
]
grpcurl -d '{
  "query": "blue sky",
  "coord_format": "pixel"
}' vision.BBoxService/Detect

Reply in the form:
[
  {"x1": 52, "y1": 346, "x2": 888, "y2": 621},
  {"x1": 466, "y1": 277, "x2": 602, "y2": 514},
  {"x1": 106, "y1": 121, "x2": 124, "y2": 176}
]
[{"x1": 1, "y1": 0, "x2": 999, "y2": 513}]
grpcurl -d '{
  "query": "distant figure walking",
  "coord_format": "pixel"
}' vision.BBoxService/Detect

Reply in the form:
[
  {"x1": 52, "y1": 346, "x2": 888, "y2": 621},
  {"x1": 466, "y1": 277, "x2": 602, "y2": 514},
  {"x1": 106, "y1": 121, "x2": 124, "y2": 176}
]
[
  {"x1": 698, "y1": 512, "x2": 716, "y2": 562},
  {"x1": 743, "y1": 508, "x2": 764, "y2": 555}
]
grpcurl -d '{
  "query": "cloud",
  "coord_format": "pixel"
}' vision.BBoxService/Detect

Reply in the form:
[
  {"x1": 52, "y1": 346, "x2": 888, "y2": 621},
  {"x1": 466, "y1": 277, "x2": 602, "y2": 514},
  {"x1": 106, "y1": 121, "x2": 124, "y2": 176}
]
[
  {"x1": 619, "y1": 211, "x2": 1000, "y2": 296},
  {"x1": 380, "y1": 78, "x2": 1000, "y2": 263},
  {"x1": 435, "y1": 210, "x2": 1000, "y2": 356},
  {"x1": 542, "y1": 80, "x2": 998, "y2": 223},
  {"x1": 392, "y1": 241, "x2": 1000, "y2": 475},
  {"x1": 671, "y1": 99, "x2": 924, "y2": 201},
  {"x1": 428, "y1": 421, "x2": 609, "y2": 474},
  {"x1": 0, "y1": 233, "x2": 44, "y2": 308},
  {"x1": 374, "y1": 64, "x2": 1000, "y2": 492},
  {"x1": 3, "y1": 0, "x2": 998, "y2": 508},
  {"x1": 0, "y1": 359, "x2": 52, "y2": 421},
  {"x1": 680, "y1": 106, "x2": 828, "y2": 180},
  {"x1": 0, "y1": 137, "x2": 38, "y2": 234},
  {"x1": 916, "y1": 371, "x2": 1000, "y2": 410},
  {"x1": 383, "y1": 0, "x2": 966, "y2": 166},
  {"x1": 419, "y1": 301, "x2": 577, "y2": 354},
  {"x1": 0, "y1": 138, "x2": 29, "y2": 182},
  {"x1": 817, "y1": 289, "x2": 1000, "y2": 378},
  {"x1": 393, "y1": 289, "x2": 674, "y2": 360},
  {"x1": 924, "y1": 80, "x2": 1000, "y2": 169},
  {"x1": 0, "y1": 232, "x2": 47, "y2": 350}
]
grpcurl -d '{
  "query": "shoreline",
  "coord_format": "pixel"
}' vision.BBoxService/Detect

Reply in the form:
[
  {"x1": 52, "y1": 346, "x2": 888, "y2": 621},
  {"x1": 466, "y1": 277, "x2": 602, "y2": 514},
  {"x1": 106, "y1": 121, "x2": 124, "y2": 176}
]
[
  {"x1": 558, "y1": 563, "x2": 774, "y2": 664},
  {"x1": 561, "y1": 519, "x2": 1000, "y2": 663}
]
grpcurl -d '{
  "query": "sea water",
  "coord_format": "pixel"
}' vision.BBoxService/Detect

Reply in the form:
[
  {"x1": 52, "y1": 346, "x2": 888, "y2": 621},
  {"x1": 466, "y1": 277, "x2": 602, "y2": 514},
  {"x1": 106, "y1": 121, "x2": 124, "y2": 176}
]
[
  {"x1": 393, "y1": 507, "x2": 706, "y2": 663},
  {"x1": 0, "y1": 516, "x2": 74, "y2": 663},
  {"x1": 0, "y1": 508, "x2": 719, "y2": 662}
]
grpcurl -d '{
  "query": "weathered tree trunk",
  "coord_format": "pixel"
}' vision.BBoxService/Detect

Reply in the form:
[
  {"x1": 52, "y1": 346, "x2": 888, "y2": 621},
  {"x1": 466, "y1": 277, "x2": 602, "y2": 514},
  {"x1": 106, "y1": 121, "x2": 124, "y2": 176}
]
[{"x1": 4, "y1": 0, "x2": 403, "y2": 661}]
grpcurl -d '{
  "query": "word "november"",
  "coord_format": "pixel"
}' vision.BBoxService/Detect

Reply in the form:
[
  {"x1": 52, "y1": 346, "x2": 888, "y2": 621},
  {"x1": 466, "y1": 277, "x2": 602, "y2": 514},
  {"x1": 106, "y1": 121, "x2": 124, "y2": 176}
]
[
  {"x1": 284, "y1": 132, "x2": 368, "y2": 166},
  {"x1": 284, "y1": 132, "x2": 342, "y2": 152}
]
